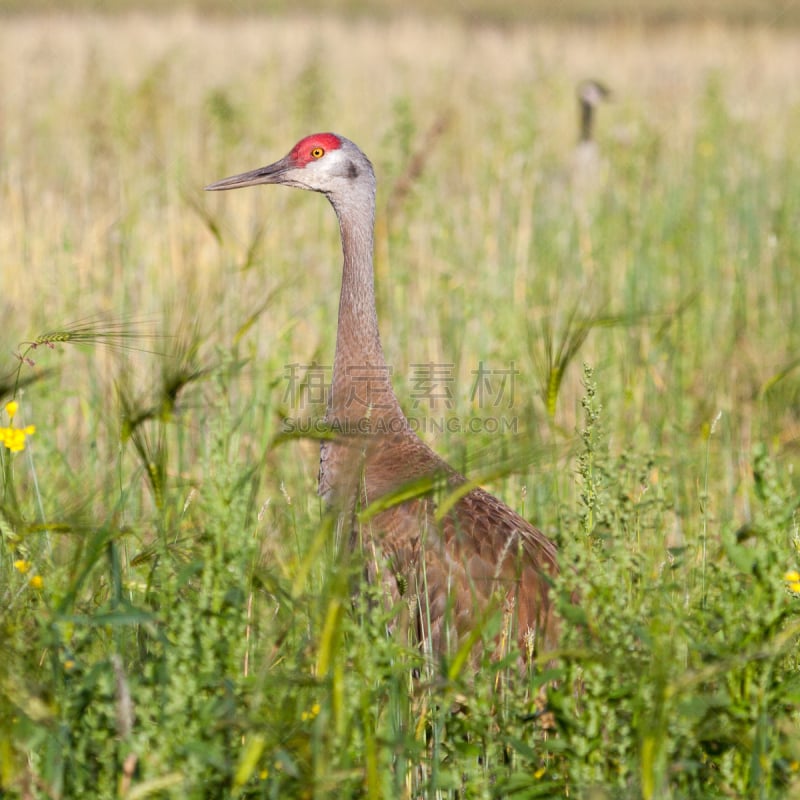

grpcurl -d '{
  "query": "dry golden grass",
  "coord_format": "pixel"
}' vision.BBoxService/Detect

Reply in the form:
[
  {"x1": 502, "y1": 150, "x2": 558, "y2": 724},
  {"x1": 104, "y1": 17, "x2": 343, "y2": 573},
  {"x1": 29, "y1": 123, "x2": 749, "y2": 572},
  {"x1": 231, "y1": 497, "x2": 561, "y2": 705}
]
[
  {"x1": 2, "y1": 12, "x2": 798, "y2": 317},
  {"x1": 2, "y1": 0, "x2": 798, "y2": 26},
  {"x1": 2, "y1": 13, "x2": 798, "y2": 446}
]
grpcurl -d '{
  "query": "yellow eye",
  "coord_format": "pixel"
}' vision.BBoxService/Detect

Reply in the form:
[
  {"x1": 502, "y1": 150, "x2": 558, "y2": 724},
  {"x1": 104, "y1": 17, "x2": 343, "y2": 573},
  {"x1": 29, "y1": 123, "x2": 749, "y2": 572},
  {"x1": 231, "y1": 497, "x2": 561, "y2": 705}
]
[{"x1": 311, "y1": 147, "x2": 325, "y2": 159}]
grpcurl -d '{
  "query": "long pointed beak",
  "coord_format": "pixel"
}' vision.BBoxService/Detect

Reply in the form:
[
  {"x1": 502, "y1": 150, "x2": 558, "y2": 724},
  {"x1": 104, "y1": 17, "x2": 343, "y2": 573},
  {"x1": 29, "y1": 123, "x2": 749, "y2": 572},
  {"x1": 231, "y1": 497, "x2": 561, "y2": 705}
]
[{"x1": 204, "y1": 155, "x2": 293, "y2": 191}]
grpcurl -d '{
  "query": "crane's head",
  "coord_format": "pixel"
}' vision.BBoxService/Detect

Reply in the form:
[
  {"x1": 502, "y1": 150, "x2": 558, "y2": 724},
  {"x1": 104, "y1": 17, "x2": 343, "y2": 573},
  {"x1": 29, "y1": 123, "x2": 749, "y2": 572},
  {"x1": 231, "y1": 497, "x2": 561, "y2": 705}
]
[
  {"x1": 577, "y1": 79, "x2": 611, "y2": 108},
  {"x1": 205, "y1": 133, "x2": 375, "y2": 203}
]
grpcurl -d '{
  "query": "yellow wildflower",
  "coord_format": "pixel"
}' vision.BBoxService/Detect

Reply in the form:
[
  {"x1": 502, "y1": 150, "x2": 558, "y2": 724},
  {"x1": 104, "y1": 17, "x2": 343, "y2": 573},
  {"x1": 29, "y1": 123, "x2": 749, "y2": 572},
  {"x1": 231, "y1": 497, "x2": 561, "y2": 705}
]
[
  {"x1": 259, "y1": 769, "x2": 268, "y2": 780},
  {"x1": 534, "y1": 767, "x2": 546, "y2": 779},
  {"x1": 64, "y1": 659, "x2": 76, "y2": 671},
  {"x1": 29, "y1": 575, "x2": 43, "y2": 590},
  {"x1": 301, "y1": 703, "x2": 321, "y2": 722},
  {"x1": 0, "y1": 400, "x2": 35, "y2": 452},
  {"x1": 698, "y1": 140, "x2": 715, "y2": 159},
  {"x1": 785, "y1": 570, "x2": 800, "y2": 594},
  {"x1": 13, "y1": 559, "x2": 32, "y2": 574}
]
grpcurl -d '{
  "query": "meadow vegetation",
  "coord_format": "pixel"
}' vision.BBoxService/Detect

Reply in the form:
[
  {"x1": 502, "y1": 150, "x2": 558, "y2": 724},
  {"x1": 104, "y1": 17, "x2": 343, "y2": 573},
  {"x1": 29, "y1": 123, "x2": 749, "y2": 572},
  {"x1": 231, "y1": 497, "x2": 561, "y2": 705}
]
[
  {"x1": 1, "y1": 0, "x2": 798, "y2": 26},
  {"x1": 1, "y1": 11, "x2": 799, "y2": 799}
]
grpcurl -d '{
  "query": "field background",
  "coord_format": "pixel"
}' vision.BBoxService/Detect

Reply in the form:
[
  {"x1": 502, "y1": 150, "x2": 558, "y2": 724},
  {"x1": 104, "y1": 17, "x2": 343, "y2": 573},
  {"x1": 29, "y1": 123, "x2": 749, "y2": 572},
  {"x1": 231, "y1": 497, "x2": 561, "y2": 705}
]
[{"x1": 1, "y1": 4, "x2": 799, "y2": 799}]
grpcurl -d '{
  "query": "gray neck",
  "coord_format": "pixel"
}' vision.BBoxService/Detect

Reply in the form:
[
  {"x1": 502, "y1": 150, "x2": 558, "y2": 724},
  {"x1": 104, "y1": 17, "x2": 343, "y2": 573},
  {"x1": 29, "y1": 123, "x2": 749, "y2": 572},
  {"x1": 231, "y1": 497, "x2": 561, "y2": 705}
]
[
  {"x1": 327, "y1": 190, "x2": 403, "y2": 426},
  {"x1": 580, "y1": 99, "x2": 594, "y2": 143}
]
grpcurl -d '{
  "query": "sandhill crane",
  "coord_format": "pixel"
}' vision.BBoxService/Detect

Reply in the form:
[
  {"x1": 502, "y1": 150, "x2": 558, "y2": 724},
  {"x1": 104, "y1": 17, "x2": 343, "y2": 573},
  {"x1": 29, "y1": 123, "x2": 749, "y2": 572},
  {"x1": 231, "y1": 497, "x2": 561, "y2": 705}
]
[
  {"x1": 577, "y1": 80, "x2": 610, "y2": 147},
  {"x1": 206, "y1": 133, "x2": 559, "y2": 659},
  {"x1": 572, "y1": 79, "x2": 611, "y2": 201}
]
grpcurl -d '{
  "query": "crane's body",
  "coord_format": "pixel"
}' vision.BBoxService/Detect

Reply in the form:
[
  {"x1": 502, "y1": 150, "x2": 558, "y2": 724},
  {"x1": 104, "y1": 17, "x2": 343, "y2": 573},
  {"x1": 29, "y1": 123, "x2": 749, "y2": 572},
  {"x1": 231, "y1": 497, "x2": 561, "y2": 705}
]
[{"x1": 207, "y1": 133, "x2": 559, "y2": 657}]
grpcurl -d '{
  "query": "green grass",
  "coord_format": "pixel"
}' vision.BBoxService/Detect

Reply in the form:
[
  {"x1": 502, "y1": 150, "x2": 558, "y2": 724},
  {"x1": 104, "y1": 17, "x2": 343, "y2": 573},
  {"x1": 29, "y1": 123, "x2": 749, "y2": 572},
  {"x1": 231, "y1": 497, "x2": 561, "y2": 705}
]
[{"x1": 1, "y1": 11, "x2": 800, "y2": 799}]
